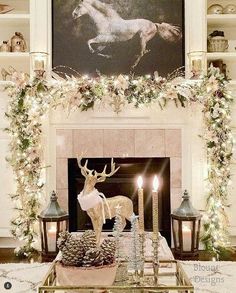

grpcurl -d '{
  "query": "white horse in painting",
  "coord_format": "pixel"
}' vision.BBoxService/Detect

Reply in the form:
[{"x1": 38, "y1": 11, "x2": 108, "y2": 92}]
[{"x1": 72, "y1": 0, "x2": 182, "y2": 68}]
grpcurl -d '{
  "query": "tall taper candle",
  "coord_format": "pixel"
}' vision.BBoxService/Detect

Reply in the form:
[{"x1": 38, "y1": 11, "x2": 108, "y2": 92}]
[
  {"x1": 137, "y1": 176, "x2": 144, "y2": 233},
  {"x1": 152, "y1": 175, "x2": 159, "y2": 234},
  {"x1": 152, "y1": 175, "x2": 160, "y2": 284}
]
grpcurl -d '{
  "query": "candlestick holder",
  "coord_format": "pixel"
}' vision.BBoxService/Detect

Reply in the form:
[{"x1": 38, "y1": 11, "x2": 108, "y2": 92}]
[
  {"x1": 30, "y1": 52, "x2": 48, "y2": 79},
  {"x1": 34, "y1": 69, "x2": 46, "y2": 78},
  {"x1": 152, "y1": 233, "x2": 160, "y2": 285},
  {"x1": 139, "y1": 231, "x2": 145, "y2": 279},
  {"x1": 129, "y1": 215, "x2": 142, "y2": 285}
]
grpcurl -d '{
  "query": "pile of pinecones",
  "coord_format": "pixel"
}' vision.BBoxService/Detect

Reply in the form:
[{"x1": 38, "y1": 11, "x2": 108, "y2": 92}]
[{"x1": 57, "y1": 230, "x2": 116, "y2": 267}]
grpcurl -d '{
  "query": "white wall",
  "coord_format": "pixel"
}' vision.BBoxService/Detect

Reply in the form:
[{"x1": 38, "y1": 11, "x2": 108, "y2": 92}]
[{"x1": 0, "y1": 0, "x2": 236, "y2": 246}]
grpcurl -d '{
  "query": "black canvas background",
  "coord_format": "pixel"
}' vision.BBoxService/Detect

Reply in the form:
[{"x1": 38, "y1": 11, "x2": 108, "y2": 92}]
[{"x1": 52, "y1": 0, "x2": 184, "y2": 76}]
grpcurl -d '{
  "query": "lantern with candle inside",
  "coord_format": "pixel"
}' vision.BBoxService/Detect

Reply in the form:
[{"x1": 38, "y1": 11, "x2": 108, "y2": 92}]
[
  {"x1": 187, "y1": 51, "x2": 206, "y2": 79},
  {"x1": 171, "y1": 190, "x2": 202, "y2": 259},
  {"x1": 38, "y1": 191, "x2": 69, "y2": 259},
  {"x1": 30, "y1": 52, "x2": 48, "y2": 78}
]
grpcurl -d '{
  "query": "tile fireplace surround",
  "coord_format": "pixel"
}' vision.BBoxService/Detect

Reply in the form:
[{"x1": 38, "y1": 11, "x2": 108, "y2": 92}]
[{"x1": 56, "y1": 128, "x2": 182, "y2": 215}]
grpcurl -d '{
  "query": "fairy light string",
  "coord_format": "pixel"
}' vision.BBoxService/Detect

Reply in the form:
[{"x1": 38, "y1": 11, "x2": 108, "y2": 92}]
[{"x1": 4, "y1": 66, "x2": 234, "y2": 256}]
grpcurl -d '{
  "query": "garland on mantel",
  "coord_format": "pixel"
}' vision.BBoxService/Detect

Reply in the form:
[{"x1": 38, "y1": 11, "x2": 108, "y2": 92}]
[{"x1": 4, "y1": 67, "x2": 234, "y2": 257}]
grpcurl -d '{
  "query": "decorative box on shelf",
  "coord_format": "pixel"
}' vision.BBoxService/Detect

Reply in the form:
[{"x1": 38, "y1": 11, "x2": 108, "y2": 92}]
[{"x1": 38, "y1": 260, "x2": 194, "y2": 293}]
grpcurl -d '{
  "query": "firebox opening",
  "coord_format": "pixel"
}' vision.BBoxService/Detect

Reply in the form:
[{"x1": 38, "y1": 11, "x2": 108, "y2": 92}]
[{"x1": 68, "y1": 157, "x2": 171, "y2": 245}]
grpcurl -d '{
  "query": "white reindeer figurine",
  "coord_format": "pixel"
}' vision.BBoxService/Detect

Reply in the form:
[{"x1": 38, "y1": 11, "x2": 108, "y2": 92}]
[{"x1": 77, "y1": 157, "x2": 134, "y2": 243}]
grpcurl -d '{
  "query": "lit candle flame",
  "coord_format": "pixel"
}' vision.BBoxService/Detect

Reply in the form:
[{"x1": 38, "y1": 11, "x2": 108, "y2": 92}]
[
  {"x1": 48, "y1": 223, "x2": 57, "y2": 233},
  {"x1": 137, "y1": 176, "x2": 143, "y2": 189},
  {"x1": 153, "y1": 175, "x2": 159, "y2": 192}
]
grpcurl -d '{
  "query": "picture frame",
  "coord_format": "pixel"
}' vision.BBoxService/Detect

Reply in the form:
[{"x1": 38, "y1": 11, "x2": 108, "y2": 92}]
[{"x1": 52, "y1": 0, "x2": 185, "y2": 76}]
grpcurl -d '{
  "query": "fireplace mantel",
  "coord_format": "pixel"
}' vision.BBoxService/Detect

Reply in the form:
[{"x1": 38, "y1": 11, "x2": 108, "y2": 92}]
[{"x1": 44, "y1": 104, "x2": 207, "y2": 236}]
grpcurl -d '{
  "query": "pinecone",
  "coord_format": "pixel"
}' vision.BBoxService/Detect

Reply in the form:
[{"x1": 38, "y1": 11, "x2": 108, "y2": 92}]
[
  {"x1": 82, "y1": 248, "x2": 104, "y2": 267},
  {"x1": 59, "y1": 235, "x2": 84, "y2": 266},
  {"x1": 81, "y1": 230, "x2": 97, "y2": 252},
  {"x1": 57, "y1": 231, "x2": 71, "y2": 251},
  {"x1": 100, "y1": 239, "x2": 116, "y2": 265}
]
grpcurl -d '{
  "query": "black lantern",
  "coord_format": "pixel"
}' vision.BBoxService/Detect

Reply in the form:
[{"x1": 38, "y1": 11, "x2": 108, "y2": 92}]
[
  {"x1": 38, "y1": 191, "x2": 69, "y2": 258},
  {"x1": 171, "y1": 190, "x2": 202, "y2": 258}
]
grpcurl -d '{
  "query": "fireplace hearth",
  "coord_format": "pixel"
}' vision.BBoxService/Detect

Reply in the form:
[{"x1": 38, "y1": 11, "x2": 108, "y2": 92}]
[{"x1": 68, "y1": 157, "x2": 171, "y2": 245}]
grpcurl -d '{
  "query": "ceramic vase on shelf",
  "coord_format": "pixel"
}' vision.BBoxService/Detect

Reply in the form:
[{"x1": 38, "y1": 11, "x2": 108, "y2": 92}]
[
  {"x1": 0, "y1": 41, "x2": 11, "y2": 52},
  {"x1": 10, "y1": 32, "x2": 27, "y2": 52}
]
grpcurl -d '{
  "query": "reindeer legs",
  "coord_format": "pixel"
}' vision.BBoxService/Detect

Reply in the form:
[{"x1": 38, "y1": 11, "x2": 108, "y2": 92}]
[{"x1": 88, "y1": 207, "x2": 103, "y2": 244}]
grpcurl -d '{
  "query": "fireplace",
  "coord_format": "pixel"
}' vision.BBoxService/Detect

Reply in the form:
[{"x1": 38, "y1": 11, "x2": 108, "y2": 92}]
[{"x1": 68, "y1": 157, "x2": 171, "y2": 245}]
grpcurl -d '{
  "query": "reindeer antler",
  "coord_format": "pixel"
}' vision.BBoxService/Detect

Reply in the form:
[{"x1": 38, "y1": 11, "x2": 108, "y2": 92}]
[
  {"x1": 77, "y1": 155, "x2": 93, "y2": 177},
  {"x1": 95, "y1": 158, "x2": 120, "y2": 182}
]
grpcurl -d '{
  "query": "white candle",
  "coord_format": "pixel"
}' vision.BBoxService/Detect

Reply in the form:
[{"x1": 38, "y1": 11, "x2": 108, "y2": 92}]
[
  {"x1": 152, "y1": 175, "x2": 159, "y2": 235},
  {"x1": 137, "y1": 176, "x2": 144, "y2": 232},
  {"x1": 47, "y1": 223, "x2": 57, "y2": 252},
  {"x1": 182, "y1": 225, "x2": 192, "y2": 251},
  {"x1": 34, "y1": 57, "x2": 45, "y2": 71},
  {"x1": 192, "y1": 59, "x2": 202, "y2": 72}
]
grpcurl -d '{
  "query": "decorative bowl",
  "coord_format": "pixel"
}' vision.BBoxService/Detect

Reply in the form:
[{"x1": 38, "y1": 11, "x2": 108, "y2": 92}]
[
  {"x1": 208, "y1": 38, "x2": 229, "y2": 52},
  {"x1": 207, "y1": 4, "x2": 223, "y2": 14},
  {"x1": 0, "y1": 4, "x2": 14, "y2": 14},
  {"x1": 56, "y1": 261, "x2": 117, "y2": 286}
]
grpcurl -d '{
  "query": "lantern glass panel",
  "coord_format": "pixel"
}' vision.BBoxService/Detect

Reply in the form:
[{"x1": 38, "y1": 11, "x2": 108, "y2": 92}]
[
  {"x1": 173, "y1": 219, "x2": 180, "y2": 248},
  {"x1": 46, "y1": 222, "x2": 57, "y2": 252},
  {"x1": 194, "y1": 220, "x2": 200, "y2": 248},
  {"x1": 40, "y1": 220, "x2": 46, "y2": 250},
  {"x1": 182, "y1": 221, "x2": 193, "y2": 251},
  {"x1": 60, "y1": 219, "x2": 67, "y2": 232}
]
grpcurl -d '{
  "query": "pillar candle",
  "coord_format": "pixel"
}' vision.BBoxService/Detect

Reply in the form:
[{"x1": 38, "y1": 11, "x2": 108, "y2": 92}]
[
  {"x1": 35, "y1": 58, "x2": 45, "y2": 71},
  {"x1": 182, "y1": 224, "x2": 192, "y2": 251},
  {"x1": 47, "y1": 223, "x2": 57, "y2": 252}
]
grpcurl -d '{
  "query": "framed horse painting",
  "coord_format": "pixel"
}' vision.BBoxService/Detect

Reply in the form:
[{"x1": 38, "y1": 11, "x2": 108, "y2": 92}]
[{"x1": 52, "y1": 0, "x2": 184, "y2": 76}]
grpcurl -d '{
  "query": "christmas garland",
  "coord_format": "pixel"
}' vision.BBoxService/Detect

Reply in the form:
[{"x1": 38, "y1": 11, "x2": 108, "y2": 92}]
[{"x1": 5, "y1": 66, "x2": 234, "y2": 257}]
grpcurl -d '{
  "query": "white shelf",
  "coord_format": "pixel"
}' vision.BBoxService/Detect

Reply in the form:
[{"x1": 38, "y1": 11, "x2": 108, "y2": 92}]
[
  {"x1": 0, "y1": 14, "x2": 30, "y2": 26},
  {"x1": 207, "y1": 52, "x2": 236, "y2": 60},
  {"x1": 0, "y1": 52, "x2": 29, "y2": 58},
  {"x1": 0, "y1": 13, "x2": 30, "y2": 20},
  {"x1": 207, "y1": 14, "x2": 236, "y2": 27}
]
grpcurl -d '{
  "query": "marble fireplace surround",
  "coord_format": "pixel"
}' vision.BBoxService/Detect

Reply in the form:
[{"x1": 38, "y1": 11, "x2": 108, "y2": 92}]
[{"x1": 55, "y1": 128, "x2": 183, "y2": 215}]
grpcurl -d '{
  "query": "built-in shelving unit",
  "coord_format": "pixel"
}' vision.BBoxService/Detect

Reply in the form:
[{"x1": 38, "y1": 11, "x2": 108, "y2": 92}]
[
  {"x1": 0, "y1": 0, "x2": 31, "y2": 82},
  {"x1": 206, "y1": 0, "x2": 236, "y2": 88}
]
